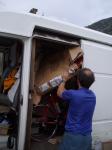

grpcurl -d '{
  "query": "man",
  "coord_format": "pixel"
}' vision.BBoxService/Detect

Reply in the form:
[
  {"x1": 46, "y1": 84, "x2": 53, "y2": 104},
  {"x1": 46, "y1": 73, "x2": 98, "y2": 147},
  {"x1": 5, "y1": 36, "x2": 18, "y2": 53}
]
[{"x1": 57, "y1": 68, "x2": 96, "y2": 150}]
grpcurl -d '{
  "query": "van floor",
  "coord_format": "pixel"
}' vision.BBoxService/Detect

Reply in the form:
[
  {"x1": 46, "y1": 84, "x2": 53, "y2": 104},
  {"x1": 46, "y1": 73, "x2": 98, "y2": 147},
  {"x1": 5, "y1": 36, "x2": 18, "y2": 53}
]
[{"x1": 31, "y1": 141, "x2": 58, "y2": 150}]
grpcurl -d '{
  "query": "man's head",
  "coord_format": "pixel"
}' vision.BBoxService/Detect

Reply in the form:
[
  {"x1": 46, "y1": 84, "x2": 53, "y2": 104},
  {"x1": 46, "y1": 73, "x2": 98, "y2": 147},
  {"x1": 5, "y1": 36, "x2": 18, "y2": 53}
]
[{"x1": 76, "y1": 68, "x2": 95, "y2": 89}]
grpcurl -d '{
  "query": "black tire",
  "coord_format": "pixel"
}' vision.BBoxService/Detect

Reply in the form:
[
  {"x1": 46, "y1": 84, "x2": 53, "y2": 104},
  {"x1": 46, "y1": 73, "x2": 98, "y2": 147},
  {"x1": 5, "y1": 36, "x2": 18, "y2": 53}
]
[{"x1": 7, "y1": 136, "x2": 15, "y2": 149}]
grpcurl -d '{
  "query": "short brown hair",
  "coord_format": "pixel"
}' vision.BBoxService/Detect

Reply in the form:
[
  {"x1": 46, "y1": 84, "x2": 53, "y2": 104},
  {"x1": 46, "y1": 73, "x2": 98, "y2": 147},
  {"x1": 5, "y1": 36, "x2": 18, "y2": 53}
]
[{"x1": 76, "y1": 68, "x2": 95, "y2": 88}]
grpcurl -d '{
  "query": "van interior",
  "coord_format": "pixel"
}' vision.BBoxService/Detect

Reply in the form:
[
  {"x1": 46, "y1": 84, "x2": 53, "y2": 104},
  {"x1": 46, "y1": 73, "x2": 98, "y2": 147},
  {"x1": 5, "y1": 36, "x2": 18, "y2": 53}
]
[
  {"x1": 0, "y1": 36, "x2": 23, "y2": 149},
  {"x1": 0, "y1": 33, "x2": 83, "y2": 150},
  {"x1": 28, "y1": 36, "x2": 83, "y2": 150}
]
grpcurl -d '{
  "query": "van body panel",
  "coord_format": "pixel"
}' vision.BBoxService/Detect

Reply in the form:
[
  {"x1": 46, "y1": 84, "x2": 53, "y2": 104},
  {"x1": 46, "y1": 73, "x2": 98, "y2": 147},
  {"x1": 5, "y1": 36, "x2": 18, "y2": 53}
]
[
  {"x1": 17, "y1": 38, "x2": 32, "y2": 150},
  {"x1": 81, "y1": 40, "x2": 112, "y2": 74},
  {"x1": 81, "y1": 40, "x2": 112, "y2": 142},
  {"x1": 0, "y1": 12, "x2": 112, "y2": 45}
]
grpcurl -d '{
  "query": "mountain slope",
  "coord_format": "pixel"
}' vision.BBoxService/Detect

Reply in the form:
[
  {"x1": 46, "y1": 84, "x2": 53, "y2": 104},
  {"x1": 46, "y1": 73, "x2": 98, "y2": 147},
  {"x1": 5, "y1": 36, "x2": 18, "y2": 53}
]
[{"x1": 87, "y1": 17, "x2": 112, "y2": 35}]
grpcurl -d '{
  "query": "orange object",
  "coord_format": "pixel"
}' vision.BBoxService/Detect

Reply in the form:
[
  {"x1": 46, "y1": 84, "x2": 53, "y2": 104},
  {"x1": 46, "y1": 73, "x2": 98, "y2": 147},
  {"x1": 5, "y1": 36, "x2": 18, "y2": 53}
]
[{"x1": 3, "y1": 68, "x2": 18, "y2": 91}]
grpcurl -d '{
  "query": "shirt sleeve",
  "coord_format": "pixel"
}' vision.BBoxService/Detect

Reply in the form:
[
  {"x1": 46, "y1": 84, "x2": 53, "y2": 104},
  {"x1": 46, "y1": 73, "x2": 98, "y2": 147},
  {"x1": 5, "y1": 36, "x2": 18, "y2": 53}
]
[{"x1": 61, "y1": 90, "x2": 73, "y2": 102}]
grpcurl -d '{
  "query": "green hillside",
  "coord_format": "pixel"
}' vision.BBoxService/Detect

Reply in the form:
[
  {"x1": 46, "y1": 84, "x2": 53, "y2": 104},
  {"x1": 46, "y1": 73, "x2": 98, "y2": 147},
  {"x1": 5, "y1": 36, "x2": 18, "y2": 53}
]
[{"x1": 88, "y1": 17, "x2": 112, "y2": 35}]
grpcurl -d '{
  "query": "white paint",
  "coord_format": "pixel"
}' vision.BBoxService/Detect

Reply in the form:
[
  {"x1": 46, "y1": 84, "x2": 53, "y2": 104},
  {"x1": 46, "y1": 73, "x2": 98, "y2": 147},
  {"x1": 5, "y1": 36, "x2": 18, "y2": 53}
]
[
  {"x1": 0, "y1": 11, "x2": 112, "y2": 45},
  {"x1": 92, "y1": 75, "x2": 112, "y2": 121},
  {"x1": 81, "y1": 40, "x2": 112, "y2": 142},
  {"x1": 17, "y1": 38, "x2": 32, "y2": 150},
  {"x1": 82, "y1": 41, "x2": 112, "y2": 74}
]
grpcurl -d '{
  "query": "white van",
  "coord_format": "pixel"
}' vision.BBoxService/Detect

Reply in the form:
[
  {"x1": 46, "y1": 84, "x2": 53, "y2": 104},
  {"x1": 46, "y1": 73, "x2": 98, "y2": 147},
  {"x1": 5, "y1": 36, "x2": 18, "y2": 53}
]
[{"x1": 0, "y1": 11, "x2": 112, "y2": 150}]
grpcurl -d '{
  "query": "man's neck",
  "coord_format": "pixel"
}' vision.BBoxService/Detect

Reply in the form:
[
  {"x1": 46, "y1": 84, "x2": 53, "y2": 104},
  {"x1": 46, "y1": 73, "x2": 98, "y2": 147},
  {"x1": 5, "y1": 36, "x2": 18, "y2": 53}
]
[{"x1": 78, "y1": 84, "x2": 82, "y2": 89}]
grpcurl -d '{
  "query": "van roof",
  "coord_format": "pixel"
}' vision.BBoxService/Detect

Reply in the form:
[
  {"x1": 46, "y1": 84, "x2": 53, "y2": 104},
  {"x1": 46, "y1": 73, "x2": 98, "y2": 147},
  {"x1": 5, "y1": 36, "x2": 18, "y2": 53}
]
[{"x1": 0, "y1": 11, "x2": 112, "y2": 45}]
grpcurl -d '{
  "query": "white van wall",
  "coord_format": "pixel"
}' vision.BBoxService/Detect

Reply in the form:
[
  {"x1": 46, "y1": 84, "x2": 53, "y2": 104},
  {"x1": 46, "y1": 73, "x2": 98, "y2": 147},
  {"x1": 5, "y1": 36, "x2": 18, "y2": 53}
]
[
  {"x1": 81, "y1": 40, "x2": 112, "y2": 142},
  {"x1": 18, "y1": 38, "x2": 32, "y2": 150}
]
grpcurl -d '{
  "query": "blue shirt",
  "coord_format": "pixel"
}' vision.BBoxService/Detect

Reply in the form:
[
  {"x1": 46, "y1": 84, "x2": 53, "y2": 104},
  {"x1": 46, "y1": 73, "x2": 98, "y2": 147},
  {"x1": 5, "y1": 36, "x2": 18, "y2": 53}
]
[{"x1": 61, "y1": 88, "x2": 96, "y2": 135}]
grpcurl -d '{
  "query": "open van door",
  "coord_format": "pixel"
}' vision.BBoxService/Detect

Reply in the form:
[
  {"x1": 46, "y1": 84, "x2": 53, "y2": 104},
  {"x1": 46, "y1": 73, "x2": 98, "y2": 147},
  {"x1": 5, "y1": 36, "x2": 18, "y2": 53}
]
[
  {"x1": 81, "y1": 40, "x2": 112, "y2": 144},
  {"x1": 17, "y1": 38, "x2": 32, "y2": 150}
]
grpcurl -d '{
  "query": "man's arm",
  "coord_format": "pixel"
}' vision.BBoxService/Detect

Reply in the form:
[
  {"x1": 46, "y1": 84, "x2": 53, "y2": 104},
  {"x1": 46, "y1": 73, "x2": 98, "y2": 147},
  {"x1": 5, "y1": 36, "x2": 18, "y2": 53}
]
[
  {"x1": 57, "y1": 80, "x2": 73, "y2": 101},
  {"x1": 57, "y1": 81, "x2": 66, "y2": 97},
  {"x1": 57, "y1": 70, "x2": 70, "y2": 98},
  {"x1": 57, "y1": 65, "x2": 78, "y2": 99}
]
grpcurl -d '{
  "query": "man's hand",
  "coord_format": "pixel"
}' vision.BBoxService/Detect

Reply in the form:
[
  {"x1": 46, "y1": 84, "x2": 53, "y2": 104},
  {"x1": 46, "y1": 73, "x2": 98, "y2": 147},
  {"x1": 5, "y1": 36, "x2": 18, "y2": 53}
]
[
  {"x1": 69, "y1": 63, "x2": 78, "y2": 74},
  {"x1": 57, "y1": 81, "x2": 65, "y2": 98},
  {"x1": 62, "y1": 71, "x2": 70, "y2": 81}
]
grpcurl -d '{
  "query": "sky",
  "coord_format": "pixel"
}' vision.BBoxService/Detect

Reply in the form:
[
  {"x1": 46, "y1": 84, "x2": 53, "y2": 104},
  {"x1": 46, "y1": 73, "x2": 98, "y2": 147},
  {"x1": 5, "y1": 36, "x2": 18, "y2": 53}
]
[{"x1": 0, "y1": 0, "x2": 112, "y2": 26}]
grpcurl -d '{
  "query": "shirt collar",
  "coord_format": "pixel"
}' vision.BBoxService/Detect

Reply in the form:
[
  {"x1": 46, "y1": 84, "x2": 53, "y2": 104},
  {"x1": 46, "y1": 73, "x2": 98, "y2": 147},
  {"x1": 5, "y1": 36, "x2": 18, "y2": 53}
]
[{"x1": 79, "y1": 87, "x2": 89, "y2": 90}]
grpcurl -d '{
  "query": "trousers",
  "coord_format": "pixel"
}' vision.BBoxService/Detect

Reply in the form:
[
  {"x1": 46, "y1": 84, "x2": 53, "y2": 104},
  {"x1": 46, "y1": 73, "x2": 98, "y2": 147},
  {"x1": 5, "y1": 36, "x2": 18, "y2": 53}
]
[{"x1": 58, "y1": 132, "x2": 92, "y2": 150}]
